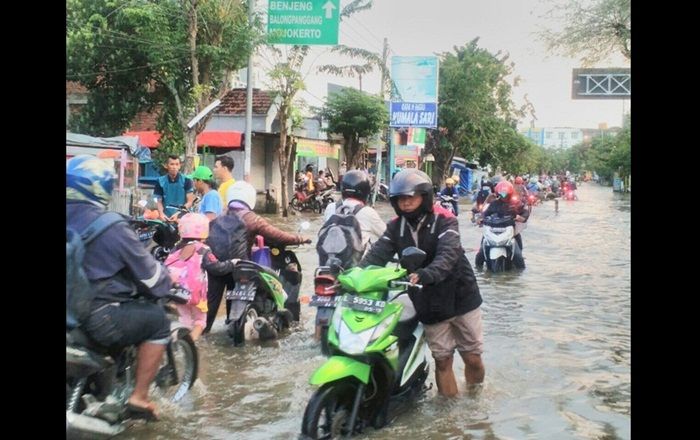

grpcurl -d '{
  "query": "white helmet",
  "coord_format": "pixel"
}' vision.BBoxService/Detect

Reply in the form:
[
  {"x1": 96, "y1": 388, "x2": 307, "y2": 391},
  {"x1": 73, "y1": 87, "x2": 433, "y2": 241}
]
[{"x1": 226, "y1": 181, "x2": 256, "y2": 209}]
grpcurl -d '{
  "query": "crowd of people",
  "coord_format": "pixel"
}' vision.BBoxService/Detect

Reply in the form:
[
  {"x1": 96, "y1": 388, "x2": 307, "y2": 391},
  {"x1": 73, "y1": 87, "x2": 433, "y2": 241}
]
[{"x1": 70, "y1": 154, "x2": 584, "y2": 418}]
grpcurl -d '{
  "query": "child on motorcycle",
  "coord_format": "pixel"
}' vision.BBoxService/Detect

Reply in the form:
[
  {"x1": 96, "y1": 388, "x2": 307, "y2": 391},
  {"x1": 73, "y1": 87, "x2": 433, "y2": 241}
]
[{"x1": 166, "y1": 213, "x2": 238, "y2": 341}]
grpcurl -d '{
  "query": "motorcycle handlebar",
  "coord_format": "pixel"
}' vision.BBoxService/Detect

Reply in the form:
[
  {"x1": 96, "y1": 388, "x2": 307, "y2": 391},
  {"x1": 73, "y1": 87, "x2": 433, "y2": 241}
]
[{"x1": 391, "y1": 280, "x2": 423, "y2": 290}]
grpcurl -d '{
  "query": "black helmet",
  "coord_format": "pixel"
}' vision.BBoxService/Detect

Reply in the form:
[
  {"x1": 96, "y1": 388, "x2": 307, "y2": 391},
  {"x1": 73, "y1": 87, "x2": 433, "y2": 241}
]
[
  {"x1": 389, "y1": 169, "x2": 434, "y2": 217},
  {"x1": 341, "y1": 170, "x2": 371, "y2": 202}
]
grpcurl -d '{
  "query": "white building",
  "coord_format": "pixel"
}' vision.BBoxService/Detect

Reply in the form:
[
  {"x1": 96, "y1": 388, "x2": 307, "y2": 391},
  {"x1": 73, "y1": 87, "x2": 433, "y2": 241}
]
[{"x1": 520, "y1": 127, "x2": 584, "y2": 149}]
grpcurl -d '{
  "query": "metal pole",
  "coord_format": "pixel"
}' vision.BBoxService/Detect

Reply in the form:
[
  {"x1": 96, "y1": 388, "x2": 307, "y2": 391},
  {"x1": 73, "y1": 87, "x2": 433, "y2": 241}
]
[
  {"x1": 388, "y1": 128, "x2": 396, "y2": 179},
  {"x1": 244, "y1": 0, "x2": 254, "y2": 182}
]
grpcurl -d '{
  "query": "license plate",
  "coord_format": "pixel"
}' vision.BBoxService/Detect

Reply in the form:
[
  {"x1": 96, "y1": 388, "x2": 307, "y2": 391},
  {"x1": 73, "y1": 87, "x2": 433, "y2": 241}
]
[
  {"x1": 138, "y1": 230, "x2": 155, "y2": 241},
  {"x1": 309, "y1": 295, "x2": 339, "y2": 308},
  {"x1": 225, "y1": 283, "x2": 256, "y2": 301},
  {"x1": 342, "y1": 295, "x2": 386, "y2": 314}
]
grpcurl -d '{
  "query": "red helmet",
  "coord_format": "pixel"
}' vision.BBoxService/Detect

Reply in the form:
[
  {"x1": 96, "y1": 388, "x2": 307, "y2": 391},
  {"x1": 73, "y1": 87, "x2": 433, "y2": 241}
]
[
  {"x1": 515, "y1": 176, "x2": 524, "y2": 185},
  {"x1": 495, "y1": 180, "x2": 514, "y2": 199}
]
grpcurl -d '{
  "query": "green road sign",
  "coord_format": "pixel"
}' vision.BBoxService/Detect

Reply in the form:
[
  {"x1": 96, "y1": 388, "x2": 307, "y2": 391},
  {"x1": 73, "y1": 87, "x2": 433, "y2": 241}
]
[{"x1": 268, "y1": 0, "x2": 339, "y2": 45}]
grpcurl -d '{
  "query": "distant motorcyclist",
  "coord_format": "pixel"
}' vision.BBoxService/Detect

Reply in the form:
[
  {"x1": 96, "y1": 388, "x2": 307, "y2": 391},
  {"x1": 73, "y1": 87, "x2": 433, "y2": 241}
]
[
  {"x1": 439, "y1": 177, "x2": 460, "y2": 215},
  {"x1": 481, "y1": 180, "x2": 529, "y2": 252},
  {"x1": 514, "y1": 176, "x2": 528, "y2": 200}
]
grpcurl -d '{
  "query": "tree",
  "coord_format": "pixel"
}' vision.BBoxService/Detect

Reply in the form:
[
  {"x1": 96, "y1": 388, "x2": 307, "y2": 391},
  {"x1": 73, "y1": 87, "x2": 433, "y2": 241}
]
[
  {"x1": 259, "y1": 1, "x2": 377, "y2": 216},
  {"x1": 266, "y1": 45, "x2": 309, "y2": 217},
  {"x1": 538, "y1": 0, "x2": 630, "y2": 65},
  {"x1": 322, "y1": 88, "x2": 387, "y2": 169},
  {"x1": 317, "y1": 45, "x2": 395, "y2": 95},
  {"x1": 67, "y1": 0, "x2": 258, "y2": 173},
  {"x1": 427, "y1": 39, "x2": 530, "y2": 185}
]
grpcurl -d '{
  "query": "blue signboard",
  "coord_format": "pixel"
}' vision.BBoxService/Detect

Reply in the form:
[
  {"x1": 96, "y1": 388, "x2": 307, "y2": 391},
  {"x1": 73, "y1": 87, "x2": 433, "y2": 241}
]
[
  {"x1": 390, "y1": 102, "x2": 437, "y2": 128},
  {"x1": 390, "y1": 56, "x2": 439, "y2": 128}
]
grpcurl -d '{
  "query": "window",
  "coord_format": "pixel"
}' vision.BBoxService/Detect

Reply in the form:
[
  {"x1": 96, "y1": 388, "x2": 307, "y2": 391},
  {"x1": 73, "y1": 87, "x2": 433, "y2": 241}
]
[
  {"x1": 546, "y1": 132, "x2": 553, "y2": 139},
  {"x1": 559, "y1": 132, "x2": 565, "y2": 139},
  {"x1": 571, "y1": 132, "x2": 578, "y2": 139}
]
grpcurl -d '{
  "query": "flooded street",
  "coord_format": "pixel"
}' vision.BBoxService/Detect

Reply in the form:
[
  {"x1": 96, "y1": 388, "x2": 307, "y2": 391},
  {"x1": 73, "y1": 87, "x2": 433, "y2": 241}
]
[{"x1": 122, "y1": 182, "x2": 630, "y2": 439}]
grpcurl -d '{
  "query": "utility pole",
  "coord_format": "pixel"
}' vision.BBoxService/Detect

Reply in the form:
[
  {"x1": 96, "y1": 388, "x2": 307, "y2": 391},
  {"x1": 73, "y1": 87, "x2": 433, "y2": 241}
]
[
  {"x1": 371, "y1": 37, "x2": 389, "y2": 205},
  {"x1": 243, "y1": 0, "x2": 254, "y2": 182}
]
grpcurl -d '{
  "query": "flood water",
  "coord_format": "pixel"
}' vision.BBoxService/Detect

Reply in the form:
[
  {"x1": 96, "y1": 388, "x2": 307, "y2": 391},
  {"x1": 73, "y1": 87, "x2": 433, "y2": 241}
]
[{"x1": 121, "y1": 182, "x2": 631, "y2": 439}]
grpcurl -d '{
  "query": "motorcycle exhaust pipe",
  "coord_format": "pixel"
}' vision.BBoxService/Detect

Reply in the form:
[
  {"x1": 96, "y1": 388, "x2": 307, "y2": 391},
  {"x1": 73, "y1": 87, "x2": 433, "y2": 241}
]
[
  {"x1": 253, "y1": 317, "x2": 278, "y2": 340},
  {"x1": 66, "y1": 411, "x2": 125, "y2": 438}
]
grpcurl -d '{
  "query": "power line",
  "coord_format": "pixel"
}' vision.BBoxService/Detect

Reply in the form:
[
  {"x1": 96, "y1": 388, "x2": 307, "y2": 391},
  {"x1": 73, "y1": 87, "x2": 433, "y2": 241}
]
[
  {"x1": 66, "y1": 56, "x2": 188, "y2": 79},
  {"x1": 341, "y1": 21, "x2": 383, "y2": 53},
  {"x1": 347, "y1": 15, "x2": 384, "y2": 49}
]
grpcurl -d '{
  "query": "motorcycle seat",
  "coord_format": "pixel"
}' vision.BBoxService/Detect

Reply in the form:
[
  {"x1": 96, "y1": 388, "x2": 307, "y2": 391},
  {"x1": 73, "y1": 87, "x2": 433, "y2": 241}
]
[{"x1": 67, "y1": 328, "x2": 112, "y2": 355}]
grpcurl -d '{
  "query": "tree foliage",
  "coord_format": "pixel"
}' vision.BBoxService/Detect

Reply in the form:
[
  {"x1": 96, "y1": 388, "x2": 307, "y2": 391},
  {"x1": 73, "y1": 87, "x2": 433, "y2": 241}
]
[
  {"x1": 317, "y1": 45, "x2": 396, "y2": 96},
  {"x1": 66, "y1": 0, "x2": 258, "y2": 172},
  {"x1": 539, "y1": 0, "x2": 631, "y2": 65},
  {"x1": 528, "y1": 113, "x2": 631, "y2": 183},
  {"x1": 322, "y1": 88, "x2": 387, "y2": 169},
  {"x1": 427, "y1": 38, "x2": 531, "y2": 184}
]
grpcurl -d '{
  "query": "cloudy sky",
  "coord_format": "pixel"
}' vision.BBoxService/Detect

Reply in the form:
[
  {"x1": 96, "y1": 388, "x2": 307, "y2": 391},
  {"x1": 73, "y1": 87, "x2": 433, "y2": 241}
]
[{"x1": 258, "y1": 0, "x2": 630, "y2": 130}]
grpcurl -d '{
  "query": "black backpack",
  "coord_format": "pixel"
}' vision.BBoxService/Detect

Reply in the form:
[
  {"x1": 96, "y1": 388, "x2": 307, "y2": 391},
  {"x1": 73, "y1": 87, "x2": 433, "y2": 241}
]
[
  {"x1": 316, "y1": 202, "x2": 365, "y2": 268},
  {"x1": 206, "y1": 212, "x2": 249, "y2": 261},
  {"x1": 66, "y1": 212, "x2": 125, "y2": 330}
]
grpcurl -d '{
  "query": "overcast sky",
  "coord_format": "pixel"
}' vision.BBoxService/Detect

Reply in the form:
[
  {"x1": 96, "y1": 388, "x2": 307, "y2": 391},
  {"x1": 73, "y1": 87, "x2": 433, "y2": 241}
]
[{"x1": 259, "y1": 0, "x2": 630, "y2": 130}]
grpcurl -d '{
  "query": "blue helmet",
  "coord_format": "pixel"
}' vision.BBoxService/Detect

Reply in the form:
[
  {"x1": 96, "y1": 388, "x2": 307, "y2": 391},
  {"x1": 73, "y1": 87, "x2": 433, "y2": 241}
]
[{"x1": 66, "y1": 155, "x2": 116, "y2": 206}]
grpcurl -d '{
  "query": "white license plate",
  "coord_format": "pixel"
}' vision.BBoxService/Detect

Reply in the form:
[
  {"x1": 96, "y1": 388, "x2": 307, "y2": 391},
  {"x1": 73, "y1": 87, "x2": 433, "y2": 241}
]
[
  {"x1": 225, "y1": 283, "x2": 256, "y2": 301},
  {"x1": 309, "y1": 295, "x2": 339, "y2": 308},
  {"x1": 342, "y1": 295, "x2": 386, "y2": 314}
]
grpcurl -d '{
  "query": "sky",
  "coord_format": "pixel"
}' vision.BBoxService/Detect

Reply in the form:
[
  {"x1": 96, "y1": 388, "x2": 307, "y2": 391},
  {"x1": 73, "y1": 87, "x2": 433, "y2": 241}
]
[{"x1": 255, "y1": 0, "x2": 630, "y2": 130}]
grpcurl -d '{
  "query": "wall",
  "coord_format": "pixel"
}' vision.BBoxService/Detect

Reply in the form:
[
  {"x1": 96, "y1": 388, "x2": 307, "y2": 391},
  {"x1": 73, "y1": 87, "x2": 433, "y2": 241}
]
[{"x1": 207, "y1": 114, "x2": 268, "y2": 133}]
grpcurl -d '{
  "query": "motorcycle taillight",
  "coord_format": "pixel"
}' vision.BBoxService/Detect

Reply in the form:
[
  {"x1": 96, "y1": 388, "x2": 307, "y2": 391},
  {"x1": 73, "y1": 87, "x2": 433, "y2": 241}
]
[{"x1": 314, "y1": 275, "x2": 338, "y2": 296}]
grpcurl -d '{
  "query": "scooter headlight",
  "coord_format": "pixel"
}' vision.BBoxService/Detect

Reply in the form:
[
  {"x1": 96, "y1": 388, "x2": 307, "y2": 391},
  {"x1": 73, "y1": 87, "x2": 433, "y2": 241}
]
[
  {"x1": 368, "y1": 315, "x2": 393, "y2": 345},
  {"x1": 338, "y1": 321, "x2": 373, "y2": 354}
]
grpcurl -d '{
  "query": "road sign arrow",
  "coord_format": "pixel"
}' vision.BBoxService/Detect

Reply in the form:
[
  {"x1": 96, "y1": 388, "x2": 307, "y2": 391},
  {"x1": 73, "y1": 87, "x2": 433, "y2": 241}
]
[{"x1": 322, "y1": 0, "x2": 336, "y2": 19}]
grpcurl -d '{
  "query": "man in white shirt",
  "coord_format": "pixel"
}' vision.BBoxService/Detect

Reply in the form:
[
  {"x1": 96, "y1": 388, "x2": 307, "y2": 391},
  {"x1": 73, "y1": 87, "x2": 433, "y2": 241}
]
[{"x1": 323, "y1": 170, "x2": 386, "y2": 250}]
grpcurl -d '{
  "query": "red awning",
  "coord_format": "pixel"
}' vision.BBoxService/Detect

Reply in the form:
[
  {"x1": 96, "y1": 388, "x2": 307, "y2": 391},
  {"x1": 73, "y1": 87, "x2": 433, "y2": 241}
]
[
  {"x1": 124, "y1": 131, "x2": 161, "y2": 148},
  {"x1": 124, "y1": 130, "x2": 242, "y2": 149},
  {"x1": 196, "y1": 131, "x2": 242, "y2": 148}
]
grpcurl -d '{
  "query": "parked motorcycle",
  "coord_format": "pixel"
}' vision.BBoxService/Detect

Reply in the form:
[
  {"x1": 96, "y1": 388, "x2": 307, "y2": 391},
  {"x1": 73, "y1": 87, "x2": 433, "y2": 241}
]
[
  {"x1": 129, "y1": 198, "x2": 198, "y2": 262},
  {"x1": 301, "y1": 247, "x2": 430, "y2": 438},
  {"x1": 66, "y1": 288, "x2": 198, "y2": 439},
  {"x1": 290, "y1": 182, "x2": 322, "y2": 212},
  {"x1": 316, "y1": 188, "x2": 336, "y2": 213},
  {"x1": 475, "y1": 215, "x2": 525, "y2": 272}
]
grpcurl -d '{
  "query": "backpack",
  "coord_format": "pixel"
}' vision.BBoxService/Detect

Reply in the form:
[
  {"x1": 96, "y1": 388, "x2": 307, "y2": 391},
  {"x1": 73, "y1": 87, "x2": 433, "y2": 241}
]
[
  {"x1": 66, "y1": 212, "x2": 126, "y2": 330},
  {"x1": 206, "y1": 212, "x2": 249, "y2": 261},
  {"x1": 164, "y1": 241, "x2": 208, "y2": 307},
  {"x1": 316, "y1": 201, "x2": 365, "y2": 268}
]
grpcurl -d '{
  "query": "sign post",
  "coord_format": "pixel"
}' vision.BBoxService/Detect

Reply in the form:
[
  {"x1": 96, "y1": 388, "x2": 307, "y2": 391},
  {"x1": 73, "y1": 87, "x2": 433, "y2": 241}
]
[{"x1": 268, "y1": 0, "x2": 340, "y2": 45}]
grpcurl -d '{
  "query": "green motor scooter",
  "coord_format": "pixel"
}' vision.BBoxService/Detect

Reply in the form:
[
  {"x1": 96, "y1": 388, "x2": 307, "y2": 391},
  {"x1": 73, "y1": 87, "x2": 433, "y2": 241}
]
[{"x1": 301, "y1": 247, "x2": 430, "y2": 438}]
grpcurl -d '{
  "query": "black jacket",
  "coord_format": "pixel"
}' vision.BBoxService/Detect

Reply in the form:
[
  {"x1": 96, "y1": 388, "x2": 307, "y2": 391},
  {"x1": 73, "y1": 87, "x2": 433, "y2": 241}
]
[
  {"x1": 482, "y1": 197, "x2": 529, "y2": 224},
  {"x1": 360, "y1": 209, "x2": 482, "y2": 324}
]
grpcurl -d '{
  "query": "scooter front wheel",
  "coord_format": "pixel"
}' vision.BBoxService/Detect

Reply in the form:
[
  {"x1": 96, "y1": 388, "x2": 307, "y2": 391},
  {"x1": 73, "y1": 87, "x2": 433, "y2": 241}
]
[{"x1": 301, "y1": 382, "x2": 355, "y2": 439}]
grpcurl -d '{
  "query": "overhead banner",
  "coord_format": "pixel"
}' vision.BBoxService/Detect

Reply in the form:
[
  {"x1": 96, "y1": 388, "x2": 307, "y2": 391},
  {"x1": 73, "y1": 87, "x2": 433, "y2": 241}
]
[{"x1": 390, "y1": 56, "x2": 439, "y2": 128}]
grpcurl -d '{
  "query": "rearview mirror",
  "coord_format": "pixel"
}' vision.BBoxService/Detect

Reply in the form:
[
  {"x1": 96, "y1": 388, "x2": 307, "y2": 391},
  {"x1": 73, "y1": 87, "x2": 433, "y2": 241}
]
[{"x1": 400, "y1": 247, "x2": 426, "y2": 272}]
